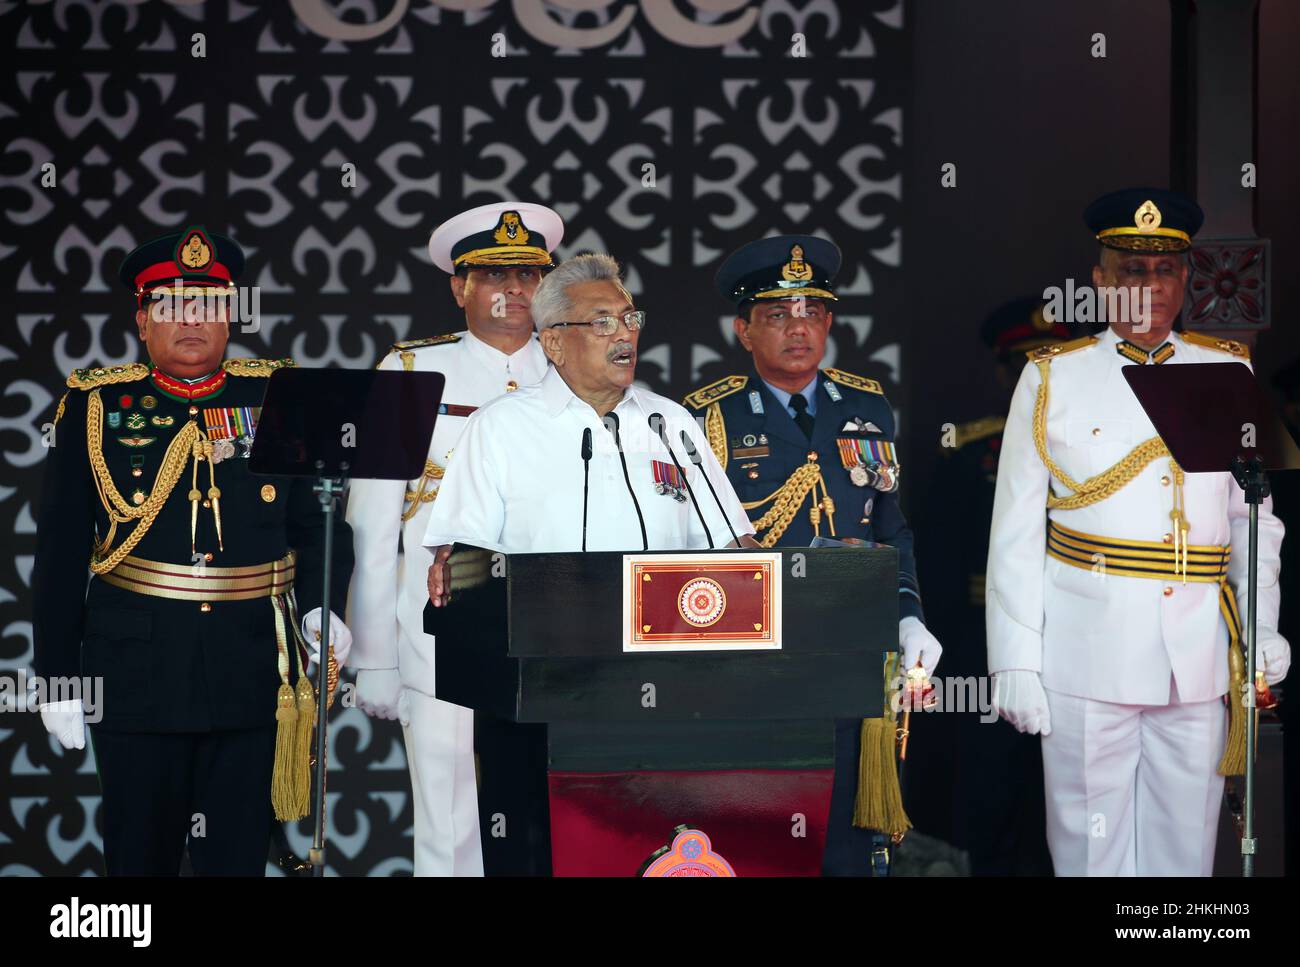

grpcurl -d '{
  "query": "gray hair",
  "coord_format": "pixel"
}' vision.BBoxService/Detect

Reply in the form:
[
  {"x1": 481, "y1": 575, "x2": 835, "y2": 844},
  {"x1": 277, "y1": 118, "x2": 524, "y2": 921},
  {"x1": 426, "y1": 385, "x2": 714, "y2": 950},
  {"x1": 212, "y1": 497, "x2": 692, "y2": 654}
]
[{"x1": 531, "y1": 253, "x2": 622, "y2": 331}]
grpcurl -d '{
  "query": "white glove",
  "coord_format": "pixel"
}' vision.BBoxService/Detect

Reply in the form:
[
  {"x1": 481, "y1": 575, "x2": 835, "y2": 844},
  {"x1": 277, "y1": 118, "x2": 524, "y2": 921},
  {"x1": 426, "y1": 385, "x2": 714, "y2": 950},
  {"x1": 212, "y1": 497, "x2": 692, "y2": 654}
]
[
  {"x1": 40, "y1": 699, "x2": 86, "y2": 751},
  {"x1": 991, "y1": 670, "x2": 1052, "y2": 736},
  {"x1": 355, "y1": 668, "x2": 407, "y2": 724},
  {"x1": 899, "y1": 615, "x2": 943, "y2": 677},
  {"x1": 301, "y1": 608, "x2": 352, "y2": 669},
  {"x1": 1256, "y1": 629, "x2": 1291, "y2": 686}
]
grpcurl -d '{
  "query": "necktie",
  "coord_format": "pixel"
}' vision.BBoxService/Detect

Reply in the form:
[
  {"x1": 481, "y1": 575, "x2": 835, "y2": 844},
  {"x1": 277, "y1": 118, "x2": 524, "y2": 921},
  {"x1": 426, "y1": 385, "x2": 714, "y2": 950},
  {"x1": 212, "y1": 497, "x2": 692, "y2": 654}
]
[{"x1": 789, "y1": 392, "x2": 814, "y2": 439}]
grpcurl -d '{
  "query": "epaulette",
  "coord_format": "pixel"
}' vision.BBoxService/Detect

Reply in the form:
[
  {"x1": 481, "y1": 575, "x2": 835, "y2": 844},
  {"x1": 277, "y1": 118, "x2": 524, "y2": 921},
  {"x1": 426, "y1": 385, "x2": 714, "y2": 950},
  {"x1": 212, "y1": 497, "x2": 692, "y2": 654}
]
[
  {"x1": 824, "y1": 368, "x2": 884, "y2": 395},
  {"x1": 385, "y1": 334, "x2": 461, "y2": 370},
  {"x1": 684, "y1": 375, "x2": 747, "y2": 410},
  {"x1": 1026, "y1": 335, "x2": 1097, "y2": 362},
  {"x1": 223, "y1": 357, "x2": 296, "y2": 377},
  {"x1": 1178, "y1": 330, "x2": 1250, "y2": 359},
  {"x1": 950, "y1": 415, "x2": 1006, "y2": 451},
  {"x1": 393, "y1": 334, "x2": 461, "y2": 352},
  {"x1": 66, "y1": 363, "x2": 149, "y2": 390}
]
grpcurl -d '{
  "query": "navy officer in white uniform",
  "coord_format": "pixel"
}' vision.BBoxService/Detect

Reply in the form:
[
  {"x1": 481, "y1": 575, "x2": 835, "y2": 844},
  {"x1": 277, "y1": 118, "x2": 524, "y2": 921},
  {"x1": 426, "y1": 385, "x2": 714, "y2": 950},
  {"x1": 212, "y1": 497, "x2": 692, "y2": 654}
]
[{"x1": 346, "y1": 201, "x2": 560, "y2": 876}]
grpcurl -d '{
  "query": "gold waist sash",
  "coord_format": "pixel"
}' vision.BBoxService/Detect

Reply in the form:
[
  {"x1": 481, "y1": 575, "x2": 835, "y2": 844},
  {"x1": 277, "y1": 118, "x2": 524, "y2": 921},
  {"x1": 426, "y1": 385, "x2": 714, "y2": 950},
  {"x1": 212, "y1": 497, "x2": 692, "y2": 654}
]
[
  {"x1": 1044, "y1": 520, "x2": 1252, "y2": 776},
  {"x1": 1046, "y1": 519, "x2": 1229, "y2": 583},
  {"x1": 98, "y1": 551, "x2": 295, "y2": 601}
]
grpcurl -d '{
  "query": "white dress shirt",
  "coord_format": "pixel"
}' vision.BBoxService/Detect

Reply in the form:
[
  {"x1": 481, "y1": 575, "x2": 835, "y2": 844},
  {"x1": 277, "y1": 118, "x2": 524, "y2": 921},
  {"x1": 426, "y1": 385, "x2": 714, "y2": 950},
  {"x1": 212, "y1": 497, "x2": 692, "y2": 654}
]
[
  {"x1": 986, "y1": 326, "x2": 1284, "y2": 705},
  {"x1": 345, "y1": 329, "x2": 549, "y2": 694},
  {"x1": 423, "y1": 366, "x2": 754, "y2": 553}
]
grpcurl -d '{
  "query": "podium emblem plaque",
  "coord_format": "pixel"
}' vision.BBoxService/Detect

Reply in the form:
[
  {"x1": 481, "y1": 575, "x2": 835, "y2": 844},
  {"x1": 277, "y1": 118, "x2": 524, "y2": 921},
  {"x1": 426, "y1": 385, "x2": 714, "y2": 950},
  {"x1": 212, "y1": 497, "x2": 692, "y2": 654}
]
[{"x1": 622, "y1": 552, "x2": 782, "y2": 652}]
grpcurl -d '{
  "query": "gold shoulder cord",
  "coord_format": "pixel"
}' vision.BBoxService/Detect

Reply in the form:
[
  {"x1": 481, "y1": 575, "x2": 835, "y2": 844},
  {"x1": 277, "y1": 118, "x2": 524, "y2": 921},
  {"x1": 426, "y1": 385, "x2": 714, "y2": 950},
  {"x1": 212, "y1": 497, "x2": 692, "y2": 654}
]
[
  {"x1": 401, "y1": 459, "x2": 445, "y2": 522},
  {"x1": 704, "y1": 402, "x2": 728, "y2": 470},
  {"x1": 86, "y1": 389, "x2": 202, "y2": 573},
  {"x1": 1031, "y1": 358, "x2": 1190, "y2": 574},
  {"x1": 741, "y1": 461, "x2": 835, "y2": 547}
]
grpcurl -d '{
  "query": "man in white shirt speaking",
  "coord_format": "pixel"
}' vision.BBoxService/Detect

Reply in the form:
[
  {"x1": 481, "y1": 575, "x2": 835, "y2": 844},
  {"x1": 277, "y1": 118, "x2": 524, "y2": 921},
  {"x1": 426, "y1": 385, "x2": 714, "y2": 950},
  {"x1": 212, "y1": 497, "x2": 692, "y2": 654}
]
[{"x1": 424, "y1": 251, "x2": 757, "y2": 595}]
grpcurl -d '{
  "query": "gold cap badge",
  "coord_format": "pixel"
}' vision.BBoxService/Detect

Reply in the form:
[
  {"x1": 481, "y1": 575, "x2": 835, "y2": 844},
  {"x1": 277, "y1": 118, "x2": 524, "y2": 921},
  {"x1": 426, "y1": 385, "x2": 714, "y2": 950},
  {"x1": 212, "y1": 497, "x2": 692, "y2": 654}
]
[
  {"x1": 178, "y1": 230, "x2": 214, "y2": 271},
  {"x1": 780, "y1": 243, "x2": 814, "y2": 282},
  {"x1": 492, "y1": 210, "x2": 530, "y2": 246},
  {"x1": 1134, "y1": 199, "x2": 1163, "y2": 234}
]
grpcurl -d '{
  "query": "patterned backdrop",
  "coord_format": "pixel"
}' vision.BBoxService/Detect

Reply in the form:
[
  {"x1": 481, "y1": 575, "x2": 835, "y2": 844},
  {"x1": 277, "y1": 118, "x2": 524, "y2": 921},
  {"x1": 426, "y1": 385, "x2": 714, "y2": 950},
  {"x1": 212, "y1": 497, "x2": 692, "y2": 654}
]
[{"x1": 0, "y1": 0, "x2": 907, "y2": 875}]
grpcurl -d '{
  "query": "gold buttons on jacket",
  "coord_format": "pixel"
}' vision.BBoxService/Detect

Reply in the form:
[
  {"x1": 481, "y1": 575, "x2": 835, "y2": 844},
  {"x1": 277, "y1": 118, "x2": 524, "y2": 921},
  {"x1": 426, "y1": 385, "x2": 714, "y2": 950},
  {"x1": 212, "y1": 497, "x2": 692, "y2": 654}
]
[
  {"x1": 188, "y1": 405, "x2": 199, "y2": 416},
  {"x1": 506, "y1": 380, "x2": 519, "y2": 392},
  {"x1": 204, "y1": 552, "x2": 214, "y2": 562},
  {"x1": 1091, "y1": 427, "x2": 1101, "y2": 436},
  {"x1": 1162, "y1": 533, "x2": 1173, "y2": 543},
  {"x1": 807, "y1": 451, "x2": 819, "y2": 461},
  {"x1": 1161, "y1": 475, "x2": 1171, "y2": 486},
  {"x1": 261, "y1": 484, "x2": 277, "y2": 503},
  {"x1": 200, "y1": 602, "x2": 212, "y2": 613},
  {"x1": 1163, "y1": 587, "x2": 1173, "y2": 597}
]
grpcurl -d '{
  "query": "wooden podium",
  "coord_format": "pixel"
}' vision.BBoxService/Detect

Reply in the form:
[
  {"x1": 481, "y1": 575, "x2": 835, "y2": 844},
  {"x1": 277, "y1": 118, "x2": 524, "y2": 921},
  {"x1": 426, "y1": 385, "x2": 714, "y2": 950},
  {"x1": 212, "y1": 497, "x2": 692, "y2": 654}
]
[{"x1": 425, "y1": 544, "x2": 897, "y2": 876}]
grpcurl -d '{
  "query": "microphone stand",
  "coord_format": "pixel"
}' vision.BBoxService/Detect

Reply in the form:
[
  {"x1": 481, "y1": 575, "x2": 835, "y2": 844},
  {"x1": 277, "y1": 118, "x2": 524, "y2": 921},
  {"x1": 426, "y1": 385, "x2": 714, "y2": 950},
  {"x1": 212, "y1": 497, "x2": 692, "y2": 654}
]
[
  {"x1": 309, "y1": 458, "x2": 348, "y2": 878},
  {"x1": 1230, "y1": 454, "x2": 1273, "y2": 878},
  {"x1": 604, "y1": 412, "x2": 648, "y2": 550},
  {"x1": 680, "y1": 429, "x2": 740, "y2": 547},
  {"x1": 580, "y1": 428, "x2": 592, "y2": 552},
  {"x1": 650, "y1": 413, "x2": 712, "y2": 548}
]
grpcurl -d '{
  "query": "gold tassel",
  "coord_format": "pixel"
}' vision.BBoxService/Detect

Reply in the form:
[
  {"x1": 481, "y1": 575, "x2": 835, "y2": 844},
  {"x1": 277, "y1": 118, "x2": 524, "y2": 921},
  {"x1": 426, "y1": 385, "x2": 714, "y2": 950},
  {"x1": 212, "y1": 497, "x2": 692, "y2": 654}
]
[
  {"x1": 852, "y1": 718, "x2": 912, "y2": 836},
  {"x1": 852, "y1": 651, "x2": 912, "y2": 837},
  {"x1": 291, "y1": 674, "x2": 316, "y2": 820},
  {"x1": 271, "y1": 683, "x2": 300, "y2": 820},
  {"x1": 1217, "y1": 642, "x2": 1248, "y2": 776}
]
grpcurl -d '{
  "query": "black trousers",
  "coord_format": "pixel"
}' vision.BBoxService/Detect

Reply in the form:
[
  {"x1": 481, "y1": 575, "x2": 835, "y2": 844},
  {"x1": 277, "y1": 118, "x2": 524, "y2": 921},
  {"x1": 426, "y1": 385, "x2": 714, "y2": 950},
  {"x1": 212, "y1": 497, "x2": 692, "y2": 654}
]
[
  {"x1": 822, "y1": 718, "x2": 889, "y2": 876},
  {"x1": 474, "y1": 716, "x2": 552, "y2": 876},
  {"x1": 89, "y1": 725, "x2": 277, "y2": 876}
]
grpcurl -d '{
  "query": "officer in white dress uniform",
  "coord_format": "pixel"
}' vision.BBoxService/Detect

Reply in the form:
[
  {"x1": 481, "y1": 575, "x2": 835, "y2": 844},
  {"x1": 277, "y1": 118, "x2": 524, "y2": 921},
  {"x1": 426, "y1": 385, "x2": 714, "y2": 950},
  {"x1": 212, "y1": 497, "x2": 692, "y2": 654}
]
[
  {"x1": 424, "y1": 252, "x2": 755, "y2": 594},
  {"x1": 987, "y1": 188, "x2": 1290, "y2": 876},
  {"x1": 345, "y1": 202, "x2": 560, "y2": 876}
]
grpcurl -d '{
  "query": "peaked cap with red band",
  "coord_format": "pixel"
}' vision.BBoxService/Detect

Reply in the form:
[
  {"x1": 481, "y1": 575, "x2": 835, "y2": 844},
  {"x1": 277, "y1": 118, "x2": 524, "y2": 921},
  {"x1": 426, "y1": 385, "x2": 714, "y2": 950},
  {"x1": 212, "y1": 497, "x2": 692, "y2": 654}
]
[{"x1": 118, "y1": 225, "x2": 245, "y2": 301}]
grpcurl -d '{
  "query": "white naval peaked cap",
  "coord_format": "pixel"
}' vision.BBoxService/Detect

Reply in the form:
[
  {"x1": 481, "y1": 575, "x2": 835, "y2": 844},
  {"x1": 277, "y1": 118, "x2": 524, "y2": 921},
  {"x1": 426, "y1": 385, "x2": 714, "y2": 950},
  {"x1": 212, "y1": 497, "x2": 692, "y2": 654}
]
[{"x1": 427, "y1": 201, "x2": 564, "y2": 275}]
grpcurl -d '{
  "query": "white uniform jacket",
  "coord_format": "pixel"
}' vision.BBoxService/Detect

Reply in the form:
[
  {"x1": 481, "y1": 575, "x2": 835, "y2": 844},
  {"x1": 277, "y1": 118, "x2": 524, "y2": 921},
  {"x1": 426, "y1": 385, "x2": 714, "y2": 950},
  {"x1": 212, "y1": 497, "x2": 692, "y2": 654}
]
[
  {"x1": 986, "y1": 327, "x2": 1284, "y2": 706},
  {"x1": 345, "y1": 330, "x2": 549, "y2": 695}
]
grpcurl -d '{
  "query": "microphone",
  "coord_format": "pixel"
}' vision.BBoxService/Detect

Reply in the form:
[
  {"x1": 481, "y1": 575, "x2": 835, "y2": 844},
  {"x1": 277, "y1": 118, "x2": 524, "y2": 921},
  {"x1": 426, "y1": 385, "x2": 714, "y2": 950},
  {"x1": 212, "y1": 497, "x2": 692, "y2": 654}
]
[
  {"x1": 603, "y1": 411, "x2": 648, "y2": 551},
  {"x1": 580, "y1": 427, "x2": 593, "y2": 552},
  {"x1": 680, "y1": 429, "x2": 741, "y2": 547},
  {"x1": 650, "y1": 413, "x2": 713, "y2": 548}
]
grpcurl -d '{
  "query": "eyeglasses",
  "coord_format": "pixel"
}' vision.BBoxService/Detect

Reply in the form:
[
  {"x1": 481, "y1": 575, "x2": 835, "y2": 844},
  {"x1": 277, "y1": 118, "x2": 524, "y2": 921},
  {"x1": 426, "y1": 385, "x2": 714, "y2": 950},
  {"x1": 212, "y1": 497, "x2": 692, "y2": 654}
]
[{"x1": 550, "y1": 310, "x2": 646, "y2": 336}]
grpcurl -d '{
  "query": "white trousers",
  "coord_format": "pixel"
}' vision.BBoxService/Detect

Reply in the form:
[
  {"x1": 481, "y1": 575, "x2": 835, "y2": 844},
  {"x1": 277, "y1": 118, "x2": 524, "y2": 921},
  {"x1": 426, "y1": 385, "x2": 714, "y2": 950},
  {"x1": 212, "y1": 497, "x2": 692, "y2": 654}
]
[
  {"x1": 402, "y1": 689, "x2": 483, "y2": 877},
  {"x1": 1041, "y1": 682, "x2": 1225, "y2": 876}
]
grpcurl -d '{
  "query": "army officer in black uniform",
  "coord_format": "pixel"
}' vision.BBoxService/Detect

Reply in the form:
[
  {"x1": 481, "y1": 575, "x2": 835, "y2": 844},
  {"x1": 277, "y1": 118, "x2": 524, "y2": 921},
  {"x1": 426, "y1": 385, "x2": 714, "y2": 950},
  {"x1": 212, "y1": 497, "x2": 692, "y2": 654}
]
[{"x1": 32, "y1": 227, "x2": 354, "y2": 875}]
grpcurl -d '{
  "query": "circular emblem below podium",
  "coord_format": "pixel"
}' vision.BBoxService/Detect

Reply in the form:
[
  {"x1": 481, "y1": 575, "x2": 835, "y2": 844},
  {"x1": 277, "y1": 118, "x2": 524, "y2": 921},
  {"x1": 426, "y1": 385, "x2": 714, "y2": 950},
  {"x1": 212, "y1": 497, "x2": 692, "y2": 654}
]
[
  {"x1": 678, "y1": 577, "x2": 726, "y2": 627},
  {"x1": 640, "y1": 827, "x2": 736, "y2": 877}
]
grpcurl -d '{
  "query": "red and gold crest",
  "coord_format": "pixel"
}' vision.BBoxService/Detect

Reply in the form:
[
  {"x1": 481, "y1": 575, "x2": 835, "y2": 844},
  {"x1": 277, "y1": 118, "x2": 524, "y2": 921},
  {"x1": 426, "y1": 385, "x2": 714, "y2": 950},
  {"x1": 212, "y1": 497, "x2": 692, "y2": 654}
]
[
  {"x1": 623, "y1": 552, "x2": 782, "y2": 652},
  {"x1": 176, "y1": 228, "x2": 214, "y2": 272}
]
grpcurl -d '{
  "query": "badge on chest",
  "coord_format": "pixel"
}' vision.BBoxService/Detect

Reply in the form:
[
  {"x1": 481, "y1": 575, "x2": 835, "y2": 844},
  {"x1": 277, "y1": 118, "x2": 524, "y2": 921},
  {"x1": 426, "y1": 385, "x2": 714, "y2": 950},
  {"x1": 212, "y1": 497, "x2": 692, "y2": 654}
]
[
  {"x1": 651, "y1": 459, "x2": 688, "y2": 502},
  {"x1": 836, "y1": 434, "x2": 900, "y2": 492},
  {"x1": 202, "y1": 406, "x2": 261, "y2": 463}
]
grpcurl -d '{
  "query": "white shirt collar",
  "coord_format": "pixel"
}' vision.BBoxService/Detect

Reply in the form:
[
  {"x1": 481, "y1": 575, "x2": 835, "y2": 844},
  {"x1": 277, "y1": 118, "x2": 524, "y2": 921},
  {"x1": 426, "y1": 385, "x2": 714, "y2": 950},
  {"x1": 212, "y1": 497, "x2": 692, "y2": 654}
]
[
  {"x1": 540, "y1": 365, "x2": 649, "y2": 420},
  {"x1": 462, "y1": 327, "x2": 541, "y2": 367}
]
